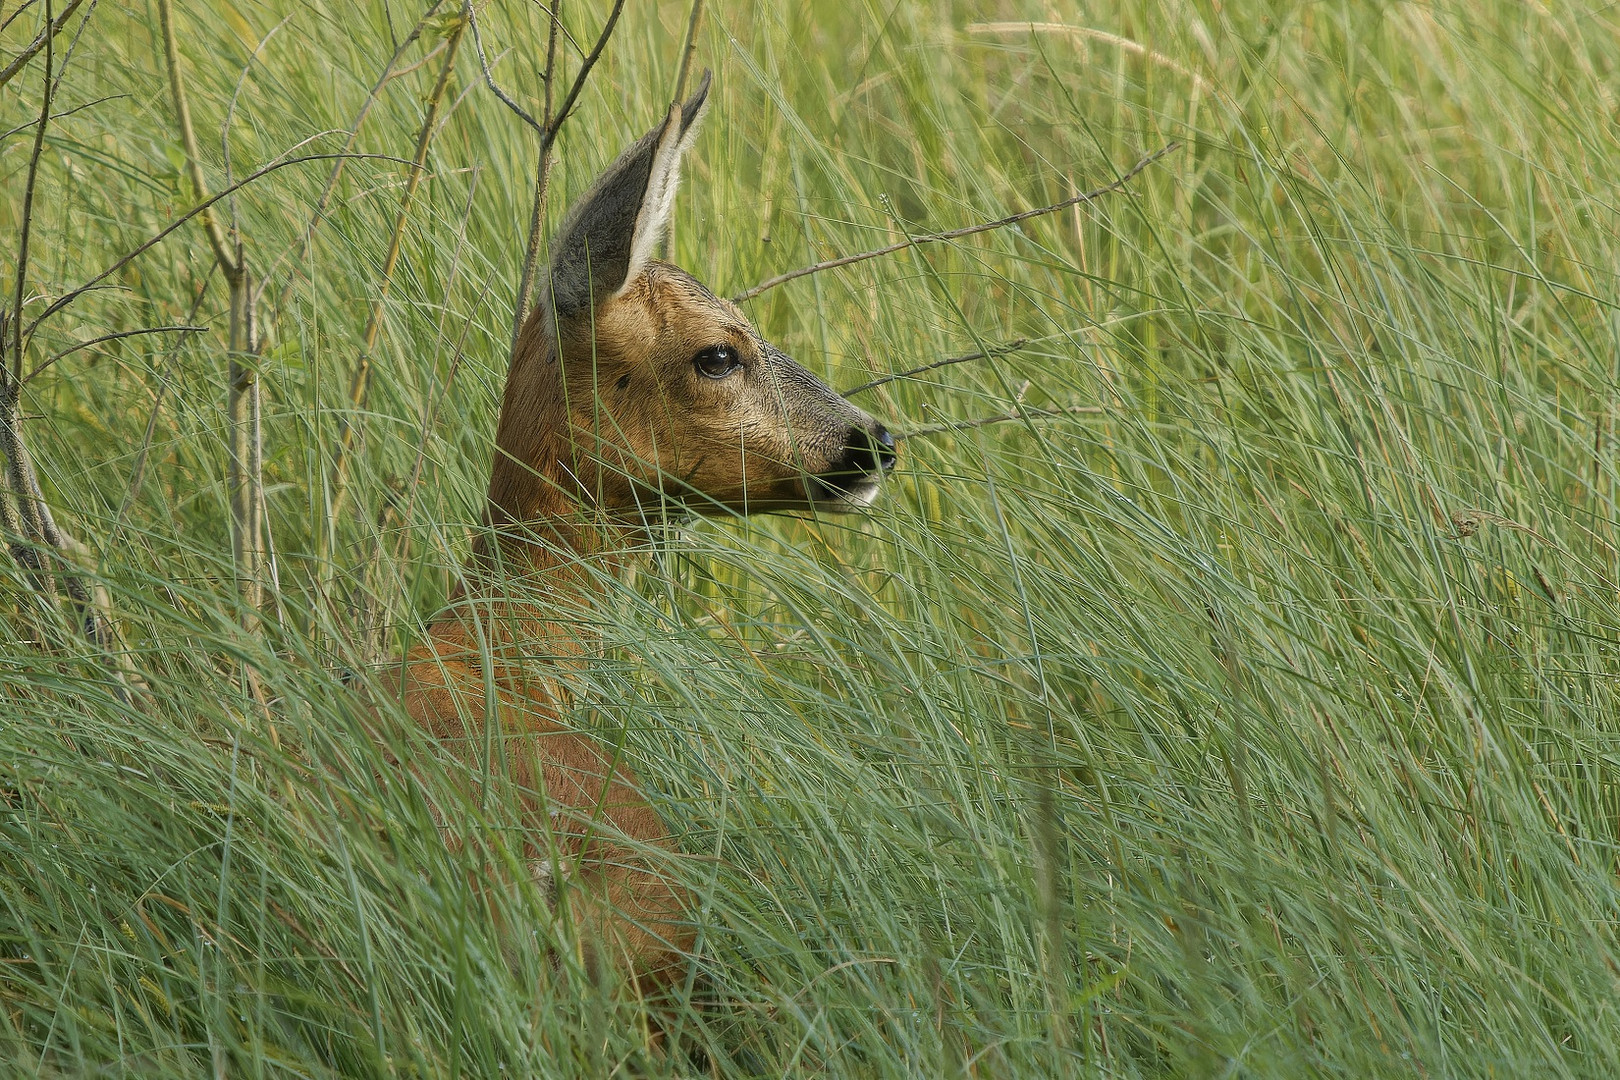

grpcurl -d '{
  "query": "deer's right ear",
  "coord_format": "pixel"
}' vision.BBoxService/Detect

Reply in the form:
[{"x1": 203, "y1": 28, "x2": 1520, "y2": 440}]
[{"x1": 546, "y1": 71, "x2": 712, "y2": 320}]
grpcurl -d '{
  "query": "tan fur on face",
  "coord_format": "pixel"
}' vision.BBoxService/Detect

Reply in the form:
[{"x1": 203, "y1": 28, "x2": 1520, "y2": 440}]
[{"x1": 550, "y1": 262, "x2": 878, "y2": 515}]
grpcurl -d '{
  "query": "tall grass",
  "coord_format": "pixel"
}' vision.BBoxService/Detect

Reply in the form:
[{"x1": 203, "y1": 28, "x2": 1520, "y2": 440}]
[{"x1": 4, "y1": 0, "x2": 1620, "y2": 1075}]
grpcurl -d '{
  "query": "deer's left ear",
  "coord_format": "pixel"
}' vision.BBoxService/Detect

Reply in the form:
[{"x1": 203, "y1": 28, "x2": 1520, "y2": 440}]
[{"x1": 546, "y1": 71, "x2": 712, "y2": 319}]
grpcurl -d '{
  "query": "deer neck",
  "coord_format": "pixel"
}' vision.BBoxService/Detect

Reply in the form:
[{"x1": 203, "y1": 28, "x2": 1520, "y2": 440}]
[{"x1": 436, "y1": 315, "x2": 636, "y2": 669}]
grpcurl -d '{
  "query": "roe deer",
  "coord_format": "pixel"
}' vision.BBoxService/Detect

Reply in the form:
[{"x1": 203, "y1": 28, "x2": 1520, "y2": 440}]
[{"x1": 387, "y1": 71, "x2": 895, "y2": 993}]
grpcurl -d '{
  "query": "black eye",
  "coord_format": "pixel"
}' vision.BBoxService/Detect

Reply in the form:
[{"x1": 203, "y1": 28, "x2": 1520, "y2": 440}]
[{"x1": 693, "y1": 345, "x2": 741, "y2": 379}]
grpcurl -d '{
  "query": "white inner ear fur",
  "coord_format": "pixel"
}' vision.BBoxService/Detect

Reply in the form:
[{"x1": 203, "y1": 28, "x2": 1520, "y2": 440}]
[{"x1": 621, "y1": 98, "x2": 708, "y2": 291}]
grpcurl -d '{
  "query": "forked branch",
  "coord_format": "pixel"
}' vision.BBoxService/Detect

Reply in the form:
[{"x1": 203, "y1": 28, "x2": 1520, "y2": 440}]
[
  {"x1": 157, "y1": 0, "x2": 262, "y2": 637},
  {"x1": 470, "y1": 0, "x2": 628, "y2": 350},
  {"x1": 734, "y1": 142, "x2": 1180, "y2": 303},
  {"x1": 4, "y1": 0, "x2": 57, "y2": 594}
]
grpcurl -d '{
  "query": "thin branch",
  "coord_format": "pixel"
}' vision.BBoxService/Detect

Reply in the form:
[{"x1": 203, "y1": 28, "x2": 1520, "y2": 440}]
[
  {"x1": 251, "y1": 0, "x2": 450, "y2": 312},
  {"x1": 26, "y1": 152, "x2": 418, "y2": 342},
  {"x1": 671, "y1": 0, "x2": 705, "y2": 101},
  {"x1": 157, "y1": 0, "x2": 238, "y2": 279},
  {"x1": 734, "y1": 142, "x2": 1181, "y2": 303},
  {"x1": 158, "y1": 0, "x2": 268, "y2": 641},
  {"x1": 47, "y1": 0, "x2": 96, "y2": 98},
  {"x1": 844, "y1": 338, "x2": 1028, "y2": 396},
  {"x1": 465, "y1": 0, "x2": 540, "y2": 132},
  {"x1": 11, "y1": 0, "x2": 55, "y2": 388},
  {"x1": 5, "y1": 0, "x2": 55, "y2": 580},
  {"x1": 26, "y1": 324, "x2": 209, "y2": 385},
  {"x1": 0, "y1": 311, "x2": 52, "y2": 602},
  {"x1": 0, "y1": 0, "x2": 81, "y2": 91},
  {"x1": 327, "y1": 14, "x2": 467, "y2": 526},
  {"x1": 540, "y1": 6, "x2": 561, "y2": 130},
  {"x1": 1, "y1": 92, "x2": 126, "y2": 141},
  {"x1": 1, "y1": 0, "x2": 135, "y2": 700},
  {"x1": 509, "y1": 1, "x2": 563, "y2": 350},
  {"x1": 897, "y1": 403, "x2": 1101, "y2": 441},
  {"x1": 0, "y1": 1, "x2": 39, "y2": 37},
  {"x1": 509, "y1": 0, "x2": 626, "y2": 348},
  {"x1": 543, "y1": 0, "x2": 624, "y2": 152}
]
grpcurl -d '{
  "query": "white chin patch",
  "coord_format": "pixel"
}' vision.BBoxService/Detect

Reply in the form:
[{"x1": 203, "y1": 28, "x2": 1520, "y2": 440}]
[{"x1": 814, "y1": 480, "x2": 882, "y2": 511}]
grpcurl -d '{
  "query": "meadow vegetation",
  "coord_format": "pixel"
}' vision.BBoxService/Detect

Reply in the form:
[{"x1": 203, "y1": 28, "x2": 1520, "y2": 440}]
[{"x1": 4, "y1": 0, "x2": 1620, "y2": 1075}]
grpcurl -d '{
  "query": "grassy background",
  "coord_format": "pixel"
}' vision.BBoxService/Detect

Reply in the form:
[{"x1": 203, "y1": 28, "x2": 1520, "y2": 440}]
[{"x1": 5, "y1": 0, "x2": 1620, "y2": 1075}]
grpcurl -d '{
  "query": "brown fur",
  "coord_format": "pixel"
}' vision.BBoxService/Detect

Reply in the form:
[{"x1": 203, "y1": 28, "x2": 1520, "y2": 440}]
[{"x1": 380, "y1": 77, "x2": 893, "y2": 996}]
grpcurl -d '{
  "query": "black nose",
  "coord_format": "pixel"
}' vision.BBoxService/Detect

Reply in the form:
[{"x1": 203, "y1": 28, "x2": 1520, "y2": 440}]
[{"x1": 840, "y1": 424, "x2": 897, "y2": 477}]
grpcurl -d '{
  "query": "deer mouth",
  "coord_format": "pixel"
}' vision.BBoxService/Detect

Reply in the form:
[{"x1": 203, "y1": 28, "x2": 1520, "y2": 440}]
[
  {"x1": 806, "y1": 473, "x2": 884, "y2": 510},
  {"x1": 805, "y1": 423, "x2": 896, "y2": 510}
]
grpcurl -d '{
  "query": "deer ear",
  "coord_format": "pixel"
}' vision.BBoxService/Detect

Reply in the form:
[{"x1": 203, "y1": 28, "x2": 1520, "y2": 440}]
[{"x1": 546, "y1": 70, "x2": 712, "y2": 319}]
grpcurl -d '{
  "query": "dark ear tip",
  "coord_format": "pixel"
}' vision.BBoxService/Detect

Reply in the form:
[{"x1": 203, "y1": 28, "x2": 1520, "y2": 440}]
[{"x1": 681, "y1": 69, "x2": 713, "y2": 129}]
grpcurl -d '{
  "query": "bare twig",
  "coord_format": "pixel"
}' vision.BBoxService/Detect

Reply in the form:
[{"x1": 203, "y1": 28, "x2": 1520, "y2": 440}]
[
  {"x1": 544, "y1": 0, "x2": 623, "y2": 145},
  {"x1": 10, "y1": 1, "x2": 54, "y2": 388},
  {"x1": 157, "y1": 0, "x2": 238, "y2": 280},
  {"x1": 507, "y1": 0, "x2": 627, "y2": 348},
  {"x1": 672, "y1": 0, "x2": 705, "y2": 101},
  {"x1": 1, "y1": 91, "x2": 125, "y2": 141},
  {"x1": 5, "y1": 0, "x2": 57, "y2": 592},
  {"x1": 158, "y1": 0, "x2": 266, "y2": 647},
  {"x1": 0, "y1": 2, "x2": 38, "y2": 36},
  {"x1": 508, "y1": 0, "x2": 562, "y2": 350},
  {"x1": 465, "y1": 0, "x2": 540, "y2": 133},
  {"x1": 25, "y1": 152, "x2": 417, "y2": 346},
  {"x1": 251, "y1": 0, "x2": 450, "y2": 313},
  {"x1": 844, "y1": 338, "x2": 1028, "y2": 396},
  {"x1": 734, "y1": 142, "x2": 1180, "y2": 303},
  {"x1": 0, "y1": 0, "x2": 81, "y2": 91},
  {"x1": 26, "y1": 324, "x2": 209, "y2": 385},
  {"x1": 47, "y1": 0, "x2": 96, "y2": 98},
  {"x1": 326, "y1": 13, "x2": 467, "y2": 527},
  {"x1": 897, "y1": 403, "x2": 1101, "y2": 441},
  {"x1": 226, "y1": 262, "x2": 262, "y2": 630},
  {"x1": 1, "y1": 9, "x2": 132, "y2": 697},
  {"x1": 0, "y1": 313, "x2": 54, "y2": 606}
]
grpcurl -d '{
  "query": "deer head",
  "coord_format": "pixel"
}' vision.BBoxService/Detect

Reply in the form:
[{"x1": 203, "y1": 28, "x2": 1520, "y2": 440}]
[{"x1": 486, "y1": 71, "x2": 896, "y2": 539}]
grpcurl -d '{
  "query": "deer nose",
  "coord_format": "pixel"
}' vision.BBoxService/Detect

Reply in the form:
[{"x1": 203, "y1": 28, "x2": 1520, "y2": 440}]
[{"x1": 841, "y1": 423, "x2": 897, "y2": 477}]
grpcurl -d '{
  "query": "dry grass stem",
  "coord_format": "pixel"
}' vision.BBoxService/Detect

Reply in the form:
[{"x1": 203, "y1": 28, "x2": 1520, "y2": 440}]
[
  {"x1": 966, "y1": 22, "x2": 1211, "y2": 96},
  {"x1": 734, "y1": 142, "x2": 1179, "y2": 303},
  {"x1": 898, "y1": 402, "x2": 1102, "y2": 440},
  {"x1": 844, "y1": 338, "x2": 1028, "y2": 395},
  {"x1": 325, "y1": 14, "x2": 467, "y2": 529}
]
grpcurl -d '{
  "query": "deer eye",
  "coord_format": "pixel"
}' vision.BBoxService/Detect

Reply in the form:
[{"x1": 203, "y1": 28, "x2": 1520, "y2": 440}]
[{"x1": 693, "y1": 345, "x2": 741, "y2": 379}]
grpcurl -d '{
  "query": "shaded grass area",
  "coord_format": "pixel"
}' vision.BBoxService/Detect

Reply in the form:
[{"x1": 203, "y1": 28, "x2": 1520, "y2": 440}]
[{"x1": 4, "y1": 0, "x2": 1620, "y2": 1075}]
